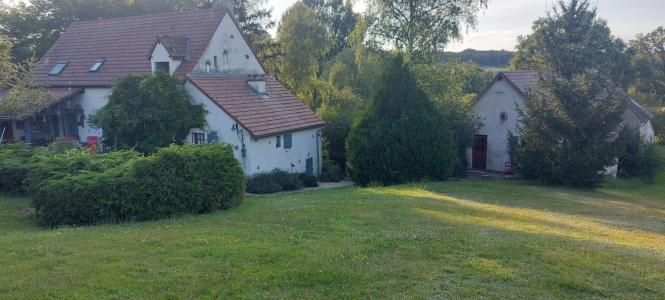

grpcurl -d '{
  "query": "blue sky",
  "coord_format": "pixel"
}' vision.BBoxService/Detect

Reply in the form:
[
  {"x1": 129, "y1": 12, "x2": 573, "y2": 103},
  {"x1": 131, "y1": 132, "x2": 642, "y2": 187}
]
[{"x1": 268, "y1": 0, "x2": 665, "y2": 51}]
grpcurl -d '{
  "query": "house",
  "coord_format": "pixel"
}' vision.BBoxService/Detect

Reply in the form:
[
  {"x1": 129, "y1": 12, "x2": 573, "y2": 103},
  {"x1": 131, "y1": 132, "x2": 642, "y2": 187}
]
[
  {"x1": 0, "y1": 6, "x2": 325, "y2": 176},
  {"x1": 468, "y1": 71, "x2": 655, "y2": 173}
]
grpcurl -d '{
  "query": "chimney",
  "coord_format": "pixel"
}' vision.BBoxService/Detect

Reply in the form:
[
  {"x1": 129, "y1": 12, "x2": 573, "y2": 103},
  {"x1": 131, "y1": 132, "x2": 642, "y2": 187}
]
[
  {"x1": 213, "y1": 0, "x2": 235, "y2": 17},
  {"x1": 248, "y1": 75, "x2": 267, "y2": 95}
]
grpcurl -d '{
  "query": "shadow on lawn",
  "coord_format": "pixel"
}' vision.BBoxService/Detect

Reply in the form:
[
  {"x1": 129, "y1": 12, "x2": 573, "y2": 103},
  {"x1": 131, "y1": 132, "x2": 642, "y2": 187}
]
[{"x1": 364, "y1": 186, "x2": 665, "y2": 256}]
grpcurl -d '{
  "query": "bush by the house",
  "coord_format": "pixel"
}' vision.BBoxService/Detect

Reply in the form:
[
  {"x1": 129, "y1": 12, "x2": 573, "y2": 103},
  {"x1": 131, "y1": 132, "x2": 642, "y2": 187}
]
[
  {"x1": 25, "y1": 149, "x2": 141, "y2": 192},
  {"x1": 247, "y1": 169, "x2": 316, "y2": 194},
  {"x1": 318, "y1": 159, "x2": 343, "y2": 182},
  {"x1": 617, "y1": 130, "x2": 662, "y2": 182},
  {"x1": 270, "y1": 169, "x2": 304, "y2": 191},
  {"x1": 32, "y1": 144, "x2": 246, "y2": 227},
  {"x1": 298, "y1": 173, "x2": 319, "y2": 187},
  {"x1": 246, "y1": 173, "x2": 283, "y2": 194},
  {"x1": 346, "y1": 56, "x2": 457, "y2": 186},
  {"x1": 0, "y1": 143, "x2": 37, "y2": 193}
]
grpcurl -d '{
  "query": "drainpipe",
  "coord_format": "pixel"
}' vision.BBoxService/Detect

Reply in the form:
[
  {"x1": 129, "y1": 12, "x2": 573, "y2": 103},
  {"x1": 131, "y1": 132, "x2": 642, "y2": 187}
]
[
  {"x1": 24, "y1": 118, "x2": 32, "y2": 145},
  {"x1": 316, "y1": 128, "x2": 323, "y2": 176}
]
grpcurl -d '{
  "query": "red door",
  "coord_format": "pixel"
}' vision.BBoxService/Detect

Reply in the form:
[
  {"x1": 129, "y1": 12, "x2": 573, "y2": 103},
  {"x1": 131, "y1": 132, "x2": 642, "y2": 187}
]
[{"x1": 472, "y1": 135, "x2": 487, "y2": 170}]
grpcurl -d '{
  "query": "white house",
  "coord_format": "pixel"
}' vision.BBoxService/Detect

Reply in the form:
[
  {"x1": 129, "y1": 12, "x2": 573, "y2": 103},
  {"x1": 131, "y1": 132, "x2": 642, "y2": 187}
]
[
  {"x1": 468, "y1": 71, "x2": 655, "y2": 173},
  {"x1": 0, "y1": 6, "x2": 325, "y2": 176}
]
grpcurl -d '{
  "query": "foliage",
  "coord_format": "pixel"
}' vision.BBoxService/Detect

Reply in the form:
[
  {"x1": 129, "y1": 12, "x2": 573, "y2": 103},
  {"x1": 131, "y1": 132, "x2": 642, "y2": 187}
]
[
  {"x1": 617, "y1": 130, "x2": 662, "y2": 182},
  {"x1": 414, "y1": 61, "x2": 486, "y2": 173},
  {"x1": 346, "y1": 56, "x2": 456, "y2": 186},
  {"x1": 26, "y1": 148, "x2": 141, "y2": 192},
  {"x1": 46, "y1": 138, "x2": 76, "y2": 153},
  {"x1": 0, "y1": 58, "x2": 52, "y2": 118},
  {"x1": 629, "y1": 26, "x2": 665, "y2": 104},
  {"x1": 246, "y1": 169, "x2": 307, "y2": 194},
  {"x1": 366, "y1": 0, "x2": 488, "y2": 64},
  {"x1": 0, "y1": 143, "x2": 34, "y2": 193},
  {"x1": 303, "y1": 0, "x2": 357, "y2": 57},
  {"x1": 439, "y1": 49, "x2": 514, "y2": 68},
  {"x1": 652, "y1": 107, "x2": 665, "y2": 144},
  {"x1": 270, "y1": 169, "x2": 304, "y2": 191},
  {"x1": 89, "y1": 73, "x2": 205, "y2": 154},
  {"x1": 246, "y1": 173, "x2": 283, "y2": 194},
  {"x1": 298, "y1": 173, "x2": 319, "y2": 188},
  {"x1": 0, "y1": 34, "x2": 14, "y2": 89},
  {"x1": 510, "y1": 0, "x2": 631, "y2": 87},
  {"x1": 32, "y1": 144, "x2": 246, "y2": 227},
  {"x1": 275, "y1": 2, "x2": 330, "y2": 108},
  {"x1": 512, "y1": 72, "x2": 627, "y2": 187},
  {"x1": 318, "y1": 158, "x2": 343, "y2": 182}
]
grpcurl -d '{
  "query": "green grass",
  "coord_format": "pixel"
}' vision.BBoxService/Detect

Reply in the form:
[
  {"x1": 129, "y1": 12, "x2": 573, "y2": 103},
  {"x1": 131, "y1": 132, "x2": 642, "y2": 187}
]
[{"x1": 1, "y1": 149, "x2": 665, "y2": 299}]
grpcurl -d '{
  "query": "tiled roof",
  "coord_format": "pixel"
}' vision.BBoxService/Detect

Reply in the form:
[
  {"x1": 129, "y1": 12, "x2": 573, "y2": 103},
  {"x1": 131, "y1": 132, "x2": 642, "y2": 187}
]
[
  {"x1": 0, "y1": 88, "x2": 84, "y2": 119},
  {"x1": 499, "y1": 71, "x2": 540, "y2": 94},
  {"x1": 187, "y1": 75, "x2": 325, "y2": 138},
  {"x1": 495, "y1": 71, "x2": 653, "y2": 123},
  {"x1": 152, "y1": 35, "x2": 191, "y2": 59},
  {"x1": 33, "y1": 9, "x2": 226, "y2": 87}
]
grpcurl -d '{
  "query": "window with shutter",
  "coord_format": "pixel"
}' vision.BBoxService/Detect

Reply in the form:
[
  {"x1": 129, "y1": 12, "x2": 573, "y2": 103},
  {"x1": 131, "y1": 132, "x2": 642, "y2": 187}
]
[{"x1": 284, "y1": 133, "x2": 293, "y2": 149}]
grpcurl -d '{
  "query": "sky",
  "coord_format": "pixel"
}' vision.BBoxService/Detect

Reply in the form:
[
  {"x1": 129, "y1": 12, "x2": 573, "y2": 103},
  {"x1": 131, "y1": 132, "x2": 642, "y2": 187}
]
[
  {"x1": 7, "y1": 0, "x2": 664, "y2": 52},
  {"x1": 266, "y1": 0, "x2": 665, "y2": 52}
]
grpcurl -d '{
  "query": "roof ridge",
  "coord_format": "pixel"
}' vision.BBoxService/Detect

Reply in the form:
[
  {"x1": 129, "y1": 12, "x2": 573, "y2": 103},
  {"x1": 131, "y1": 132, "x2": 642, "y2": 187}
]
[{"x1": 70, "y1": 8, "x2": 227, "y2": 26}]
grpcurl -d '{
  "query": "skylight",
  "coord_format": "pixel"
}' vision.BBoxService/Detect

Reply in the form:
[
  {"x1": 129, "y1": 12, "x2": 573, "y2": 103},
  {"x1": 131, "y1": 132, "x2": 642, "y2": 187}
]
[
  {"x1": 89, "y1": 60, "x2": 104, "y2": 72},
  {"x1": 49, "y1": 62, "x2": 68, "y2": 76}
]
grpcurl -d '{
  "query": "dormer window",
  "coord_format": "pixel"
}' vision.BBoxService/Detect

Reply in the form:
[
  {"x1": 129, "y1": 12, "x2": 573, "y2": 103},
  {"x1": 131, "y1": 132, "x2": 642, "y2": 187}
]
[
  {"x1": 154, "y1": 62, "x2": 170, "y2": 74},
  {"x1": 49, "y1": 62, "x2": 68, "y2": 76},
  {"x1": 89, "y1": 59, "x2": 104, "y2": 72}
]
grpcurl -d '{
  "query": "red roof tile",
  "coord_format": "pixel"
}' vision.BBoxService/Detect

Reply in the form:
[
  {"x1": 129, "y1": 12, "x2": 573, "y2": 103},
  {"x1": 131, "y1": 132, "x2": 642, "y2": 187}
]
[
  {"x1": 33, "y1": 9, "x2": 226, "y2": 87},
  {"x1": 187, "y1": 75, "x2": 325, "y2": 138}
]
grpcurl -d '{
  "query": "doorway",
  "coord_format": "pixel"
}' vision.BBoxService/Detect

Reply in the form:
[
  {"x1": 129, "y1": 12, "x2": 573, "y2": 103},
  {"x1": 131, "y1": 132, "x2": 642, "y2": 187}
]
[{"x1": 472, "y1": 135, "x2": 487, "y2": 170}]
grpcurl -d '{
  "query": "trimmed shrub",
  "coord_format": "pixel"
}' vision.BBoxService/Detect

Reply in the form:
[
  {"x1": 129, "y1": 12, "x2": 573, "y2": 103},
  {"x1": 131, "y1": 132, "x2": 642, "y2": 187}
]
[
  {"x1": 26, "y1": 149, "x2": 141, "y2": 192},
  {"x1": 247, "y1": 173, "x2": 283, "y2": 194},
  {"x1": 0, "y1": 143, "x2": 35, "y2": 193},
  {"x1": 298, "y1": 173, "x2": 319, "y2": 187},
  {"x1": 32, "y1": 144, "x2": 245, "y2": 227},
  {"x1": 270, "y1": 169, "x2": 304, "y2": 191},
  {"x1": 346, "y1": 56, "x2": 457, "y2": 186}
]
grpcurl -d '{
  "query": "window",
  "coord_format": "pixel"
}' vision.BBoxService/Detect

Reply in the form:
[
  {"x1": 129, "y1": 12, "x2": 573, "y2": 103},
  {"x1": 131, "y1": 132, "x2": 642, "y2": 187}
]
[
  {"x1": 284, "y1": 133, "x2": 293, "y2": 149},
  {"x1": 192, "y1": 132, "x2": 206, "y2": 145},
  {"x1": 275, "y1": 135, "x2": 281, "y2": 148},
  {"x1": 213, "y1": 56, "x2": 219, "y2": 72},
  {"x1": 500, "y1": 111, "x2": 508, "y2": 122},
  {"x1": 89, "y1": 60, "x2": 104, "y2": 72},
  {"x1": 49, "y1": 62, "x2": 68, "y2": 76},
  {"x1": 154, "y1": 62, "x2": 170, "y2": 74}
]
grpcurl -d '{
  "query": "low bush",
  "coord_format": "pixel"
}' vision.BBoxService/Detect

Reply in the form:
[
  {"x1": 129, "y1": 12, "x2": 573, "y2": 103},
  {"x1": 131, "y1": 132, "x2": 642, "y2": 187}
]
[
  {"x1": 247, "y1": 173, "x2": 283, "y2": 194},
  {"x1": 299, "y1": 173, "x2": 319, "y2": 187},
  {"x1": 271, "y1": 169, "x2": 304, "y2": 191},
  {"x1": 0, "y1": 143, "x2": 35, "y2": 193},
  {"x1": 26, "y1": 149, "x2": 141, "y2": 192},
  {"x1": 318, "y1": 160, "x2": 343, "y2": 182},
  {"x1": 618, "y1": 131, "x2": 662, "y2": 182},
  {"x1": 32, "y1": 144, "x2": 246, "y2": 227}
]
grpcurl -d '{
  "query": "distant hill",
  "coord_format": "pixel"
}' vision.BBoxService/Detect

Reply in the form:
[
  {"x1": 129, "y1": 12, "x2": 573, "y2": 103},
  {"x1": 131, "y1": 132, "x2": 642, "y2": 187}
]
[{"x1": 439, "y1": 49, "x2": 514, "y2": 70}]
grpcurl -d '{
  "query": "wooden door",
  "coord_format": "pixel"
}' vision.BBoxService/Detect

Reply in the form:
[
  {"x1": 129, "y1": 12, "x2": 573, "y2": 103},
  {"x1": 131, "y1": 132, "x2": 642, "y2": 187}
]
[
  {"x1": 0, "y1": 121, "x2": 13, "y2": 142},
  {"x1": 306, "y1": 158, "x2": 314, "y2": 175},
  {"x1": 472, "y1": 135, "x2": 487, "y2": 170}
]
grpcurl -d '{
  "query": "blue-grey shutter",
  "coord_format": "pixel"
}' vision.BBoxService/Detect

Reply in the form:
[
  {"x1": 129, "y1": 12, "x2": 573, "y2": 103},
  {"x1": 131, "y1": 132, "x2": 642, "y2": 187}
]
[{"x1": 284, "y1": 133, "x2": 293, "y2": 149}]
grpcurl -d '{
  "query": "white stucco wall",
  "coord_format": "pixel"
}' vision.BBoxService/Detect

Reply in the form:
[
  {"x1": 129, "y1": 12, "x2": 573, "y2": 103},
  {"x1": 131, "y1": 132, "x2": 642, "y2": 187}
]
[
  {"x1": 193, "y1": 13, "x2": 264, "y2": 75},
  {"x1": 185, "y1": 81, "x2": 322, "y2": 176},
  {"x1": 71, "y1": 88, "x2": 111, "y2": 143},
  {"x1": 640, "y1": 121, "x2": 655, "y2": 144},
  {"x1": 150, "y1": 43, "x2": 182, "y2": 75},
  {"x1": 469, "y1": 79, "x2": 525, "y2": 172}
]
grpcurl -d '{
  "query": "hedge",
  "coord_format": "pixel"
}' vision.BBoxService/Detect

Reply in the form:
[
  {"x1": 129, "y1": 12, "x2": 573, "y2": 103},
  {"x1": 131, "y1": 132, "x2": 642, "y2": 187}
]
[
  {"x1": 33, "y1": 144, "x2": 246, "y2": 227},
  {"x1": 0, "y1": 143, "x2": 36, "y2": 194}
]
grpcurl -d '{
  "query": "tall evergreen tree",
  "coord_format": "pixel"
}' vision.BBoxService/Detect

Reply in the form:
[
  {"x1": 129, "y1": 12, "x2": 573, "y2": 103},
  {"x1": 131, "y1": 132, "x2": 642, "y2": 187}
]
[
  {"x1": 346, "y1": 55, "x2": 456, "y2": 186},
  {"x1": 510, "y1": 1, "x2": 629, "y2": 186}
]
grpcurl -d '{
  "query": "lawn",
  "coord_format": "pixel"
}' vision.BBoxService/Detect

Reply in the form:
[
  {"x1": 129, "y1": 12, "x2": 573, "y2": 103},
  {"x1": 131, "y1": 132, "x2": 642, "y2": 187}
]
[{"x1": 1, "y1": 150, "x2": 665, "y2": 298}]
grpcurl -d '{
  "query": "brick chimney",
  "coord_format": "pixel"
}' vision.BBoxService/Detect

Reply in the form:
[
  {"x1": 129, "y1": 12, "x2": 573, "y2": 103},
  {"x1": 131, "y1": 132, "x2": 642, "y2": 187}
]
[{"x1": 213, "y1": 0, "x2": 235, "y2": 17}]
